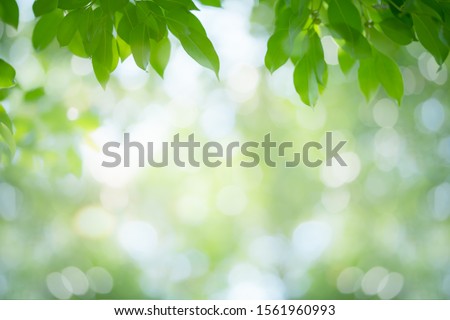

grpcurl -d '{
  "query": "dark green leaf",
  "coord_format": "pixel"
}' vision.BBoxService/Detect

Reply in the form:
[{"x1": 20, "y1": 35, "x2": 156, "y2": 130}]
[
  {"x1": 33, "y1": 0, "x2": 58, "y2": 17},
  {"x1": 0, "y1": 0, "x2": 19, "y2": 29},
  {"x1": 379, "y1": 18, "x2": 414, "y2": 45},
  {"x1": 150, "y1": 37, "x2": 171, "y2": 77},
  {"x1": 100, "y1": 0, "x2": 128, "y2": 13},
  {"x1": 0, "y1": 59, "x2": 16, "y2": 89},
  {"x1": 152, "y1": 0, "x2": 198, "y2": 11},
  {"x1": 412, "y1": 14, "x2": 449, "y2": 65},
  {"x1": 166, "y1": 9, "x2": 220, "y2": 76},
  {"x1": 328, "y1": 0, "x2": 362, "y2": 32},
  {"x1": 374, "y1": 51, "x2": 404, "y2": 104},
  {"x1": 32, "y1": 10, "x2": 64, "y2": 51},
  {"x1": 117, "y1": 3, "x2": 138, "y2": 43},
  {"x1": 136, "y1": 1, "x2": 166, "y2": 41},
  {"x1": 57, "y1": 9, "x2": 81, "y2": 46},
  {"x1": 58, "y1": 0, "x2": 90, "y2": 10}
]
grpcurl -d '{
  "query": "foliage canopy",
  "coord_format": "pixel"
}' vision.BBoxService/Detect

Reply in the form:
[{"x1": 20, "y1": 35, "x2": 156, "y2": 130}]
[{"x1": 0, "y1": 0, "x2": 450, "y2": 154}]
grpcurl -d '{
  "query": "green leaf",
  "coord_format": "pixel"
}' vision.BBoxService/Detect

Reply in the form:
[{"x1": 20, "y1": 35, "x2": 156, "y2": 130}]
[
  {"x1": 0, "y1": 122, "x2": 15, "y2": 157},
  {"x1": 199, "y1": 0, "x2": 221, "y2": 7},
  {"x1": 150, "y1": 37, "x2": 171, "y2": 77},
  {"x1": 292, "y1": 31, "x2": 326, "y2": 106},
  {"x1": 77, "y1": 7, "x2": 105, "y2": 56},
  {"x1": 92, "y1": 59, "x2": 110, "y2": 89},
  {"x1": 374, "y1": 51, "x2": 403, "y2": 104},
  {"x1": 116, "y1": 36, "x2": 132, "y2": 61},
  {"x1": 33, "y1": 0, "x2": 58, "y2": 17},
  {"x1": 338, "y1": 48, "x2": 356, "y2": 74},
  {"x1": 130, "y1": 23, "x2": 151, "y2": 70},
  {"x1": 329, "y1": 24, "x2": 372, "y2": 59},
  {"x1": 58, "y1": 0, "x2": 90, "y2": 10},
  {"x1": 99, "y1": 0, "x2": 128, "y2": 13},
  {"x1": 294, "y1": 55, "x2": 319, "y2": 106},
  {"x1": 367, "y1": 27, "x2": 398, "y2": 56},
  {"x1": 0, "y1": 0, "x2": 19, "y2": 29},
  {"x1": 68, "y1": 31, "x2": 89, "y2": 58},
  {"x1": 136, "y1": 1, "x2": 166, "y2": 41},
  {"x1": 166, "y1": 9, "x2": 220, "y2": 76},
  {"x1": 24, "y1": 87, "x2": 45, "y2": 101},
  {"x1": 0, "y1": 105, "x2": 13, "y2": 132},
  {"x1": 152, "y1": 0, "x2": 198, "y2": 11},
  {"x1": 358, "y1": 58, "x2": 379, "y2": 101},
  {"x1": 57, "y1": 9, "x2": 81, "y2": 46},
  {"x1": 0, "y1": 60, "x2": 16, "y2": 89},
  {"x1": 32, "y1": 10, "x2": 64, "y2": 51},
  {"x1": 117, "y1": 3, "x2": 138, "y2": 43},
  {"x1": 92, "y1": 26, "x2": 117, "y2": 87},
  {"x1": 265, "y1": 30, "x2": 291, "y2": 73},
  {"x1": 412, "y1": 14, "x2": 449, "y2": 65},
  {"x1": 309, "y1": 32, "x2": 327, "y2": 86},
  {"x1": 328, "y1": 0, "x2": 362, "y2": 32},
  {"x1": 379, "y1": 18, "x2": 414, "y2": 45}
]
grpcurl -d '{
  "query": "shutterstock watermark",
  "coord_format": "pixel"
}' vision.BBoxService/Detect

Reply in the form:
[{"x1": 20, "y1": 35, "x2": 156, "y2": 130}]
[{"x1": 101, "y1": 132, "x2": 347, "y2": 168}]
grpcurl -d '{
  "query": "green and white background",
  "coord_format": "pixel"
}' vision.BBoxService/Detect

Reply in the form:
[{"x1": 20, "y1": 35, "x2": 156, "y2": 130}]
[{"x1": 0, "y1": 0, "x2": 450, "y2": 299}]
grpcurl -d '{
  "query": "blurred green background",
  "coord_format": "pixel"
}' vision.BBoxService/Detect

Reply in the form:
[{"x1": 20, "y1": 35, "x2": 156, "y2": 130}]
[{"x1": 1, "y1": 0, "x2": 450, "y2": 299}]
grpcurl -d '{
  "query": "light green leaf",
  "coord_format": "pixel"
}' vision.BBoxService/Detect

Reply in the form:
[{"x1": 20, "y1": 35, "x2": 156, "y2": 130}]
[
  {"x1": 0, "y1": 0, "x2": 19, "y2": 29},
  {"x1": 0, "y1": 122, "x2": 15, "y2": 157},
  {"x1": 32, "y1": 10, "x2": 64, "y2": 51},
  {"x1": 68, "y1": 31, "x2": 89, "y2": 58},
  {"x1": 116, "y1": 36, "x2": 131, "y2": 61},
  {"x1": 412, "y1": 14, "x2": 449, "y2": 65},
  {"x1": 0, "y1": 105, "x2": 13, "y2": 132},
  {"x1": 338, "y1": 48, "x2": 356, "y2": 74},
  {"x1": 0, "y1": 60, "x2": 16, "y2": 89},
  {"x1": 199, "y1": 0, "x2": 221, "y2": 7},
  {"x1": 294, "y1": 55, "x2": 319, "y2": 106},
  {"x1": 166, "y1": 9, "x2": 220, "y2": 76},
  {"x1": 33, "y1": 0, "x2": 58, "y2": 17},
  {"x1": 265, "y1": 30, "x2": 291, "y2": 73},
  {"x1": 130, "y1": 23, "x2": 151, "y2": 70},
  {"x1": 150, "y1": 37, "x2": 171, "y2": 77},
  {"x1": 374, "y1": 51, "x2": 404, "y2": 104},
  {"x1": 358, "y1": 58, "x2": 379, "y2": 101}
]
